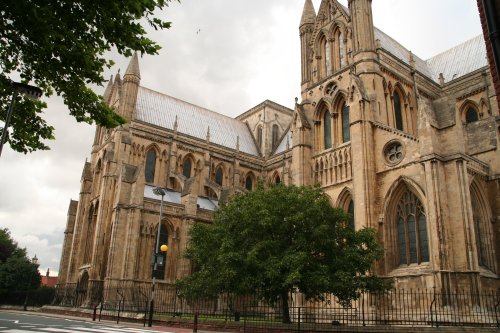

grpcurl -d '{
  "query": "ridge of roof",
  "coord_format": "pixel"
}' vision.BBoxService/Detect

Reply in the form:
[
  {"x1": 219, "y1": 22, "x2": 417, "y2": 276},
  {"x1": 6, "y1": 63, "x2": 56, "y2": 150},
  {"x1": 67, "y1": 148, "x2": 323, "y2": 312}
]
[{"x1": 134, "y1": 86, "x2": 259, "y2": 156}]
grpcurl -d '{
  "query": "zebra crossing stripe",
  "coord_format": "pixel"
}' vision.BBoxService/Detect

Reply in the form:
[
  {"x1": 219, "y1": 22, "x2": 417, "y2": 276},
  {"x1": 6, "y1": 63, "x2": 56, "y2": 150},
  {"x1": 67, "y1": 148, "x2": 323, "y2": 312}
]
[{"x1": 38, "y1": 327, "x2": 175, "y2": 333}]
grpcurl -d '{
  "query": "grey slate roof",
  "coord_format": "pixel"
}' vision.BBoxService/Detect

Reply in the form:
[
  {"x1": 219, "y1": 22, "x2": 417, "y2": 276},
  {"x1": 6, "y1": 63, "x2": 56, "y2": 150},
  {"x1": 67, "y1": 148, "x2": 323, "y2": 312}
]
[
  {"x1": 135, "y1": 87, "x2": 259, "y2": 156},
  {"x1": 144, "y1": 185, "x2": 219, "y2": 211},
  {"x1": 144, "y1": 185, "x2": 181, "y2": 204},
  {"x1": 426, "y1": 35, "x2": 487, "y2": 84},
  {"x1": 375, "y1": 28, "x2": 487, "y2": 83},
  {"x1": 374, "y1": 28, "x2": 431, "y2": 77}
]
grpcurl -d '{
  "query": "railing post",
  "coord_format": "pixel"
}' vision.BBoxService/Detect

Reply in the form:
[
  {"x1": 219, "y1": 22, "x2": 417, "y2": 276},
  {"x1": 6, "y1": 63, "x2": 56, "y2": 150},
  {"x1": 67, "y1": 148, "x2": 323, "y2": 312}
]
[
  {"x1": 297, "y1": 307, "x2": 300, "y2": 333},
  {"x1": 193, "y1": 312, "x2": 198, "y2": 333},
  {"x1": 148, "y1": 299, "x2": 154, "y2": 327},
  {"x1": 362, "y1": 292, "x2": 365, "y2": 326}
]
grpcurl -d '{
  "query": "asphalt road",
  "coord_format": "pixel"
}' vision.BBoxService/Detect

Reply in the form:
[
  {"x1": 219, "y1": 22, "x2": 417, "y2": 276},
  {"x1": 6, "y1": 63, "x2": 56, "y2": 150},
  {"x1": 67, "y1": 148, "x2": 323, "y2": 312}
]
[{"x1": 0, "y1": 312, "x2": 190, "y2": 333}]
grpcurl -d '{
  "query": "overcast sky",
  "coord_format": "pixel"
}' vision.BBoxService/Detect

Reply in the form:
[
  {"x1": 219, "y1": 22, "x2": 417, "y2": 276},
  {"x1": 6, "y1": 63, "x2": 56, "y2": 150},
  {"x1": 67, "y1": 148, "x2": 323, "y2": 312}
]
[{"x1": 0, "y1": 0, "x2": 482, "y2": 276}]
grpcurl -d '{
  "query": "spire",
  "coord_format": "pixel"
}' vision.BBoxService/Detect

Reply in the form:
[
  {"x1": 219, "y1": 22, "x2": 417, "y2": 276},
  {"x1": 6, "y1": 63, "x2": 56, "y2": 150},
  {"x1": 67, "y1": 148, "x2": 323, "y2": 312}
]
[
  {"x1": 114, "y1": 70, "x2": 122, "y2": 86},
  {"x1": 102, "y1": 75, "x2": 113, "y2": 102},
  {"x1": 124, "y1": 52, "x2": 141, "y2": 80},
  {"x1": 300, "y1": 0, "x2": 316, "y2": 27}
]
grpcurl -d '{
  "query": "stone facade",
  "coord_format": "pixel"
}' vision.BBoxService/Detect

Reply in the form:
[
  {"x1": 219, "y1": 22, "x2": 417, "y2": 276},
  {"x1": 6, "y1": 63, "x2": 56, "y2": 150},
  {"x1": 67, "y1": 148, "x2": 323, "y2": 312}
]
[{"x1": 58, "y1": 0, "x2": 499, "y2": 302}]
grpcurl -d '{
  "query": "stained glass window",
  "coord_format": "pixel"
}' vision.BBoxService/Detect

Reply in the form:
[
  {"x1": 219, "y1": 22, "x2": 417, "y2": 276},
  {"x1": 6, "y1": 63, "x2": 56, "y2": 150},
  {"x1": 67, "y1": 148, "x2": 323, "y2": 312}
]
[
  {"x1": 324, "y1": 111, "x2": 332, "y2": 149},
  {"x1": 348, "y1": 200, "x2": 355, "y2": 230},
  {"x1": 215, "y1": 167, "x2": 223, "y2": 186},
  {"x1": 145, "y1": 150, "x2": 156, "y2": 183},
  {"x1": 342, "y1": 104, "x2": 350, "y2": 143},
  {"x1": 396, "y1": 190, "x2": 429, "y2": 265},
  {"x1": 339, "y1": 32, "x2": 345, "y2": 68},
  {"x1": 325, "y1": 40, "x2": 331, "y2": 77},
  {"x1": 394, "y1": 92, "x2": 403, "y2": 131},
  {"x1": 245, "y1": 175, "x2": 253, "y2": 191},
  {"x1": 466, "y1": 107, "x2": 478, "y2": 123},
  {"x1": 183, "y1": 158, "x2": 192, "y2": 178}
]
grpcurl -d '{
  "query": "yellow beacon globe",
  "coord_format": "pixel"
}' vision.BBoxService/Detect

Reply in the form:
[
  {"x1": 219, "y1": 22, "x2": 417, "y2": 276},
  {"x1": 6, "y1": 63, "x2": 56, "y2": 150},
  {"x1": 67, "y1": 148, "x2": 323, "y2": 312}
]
[{"x1": 160, "y1": 244, "x2": 168, "y2": 252}]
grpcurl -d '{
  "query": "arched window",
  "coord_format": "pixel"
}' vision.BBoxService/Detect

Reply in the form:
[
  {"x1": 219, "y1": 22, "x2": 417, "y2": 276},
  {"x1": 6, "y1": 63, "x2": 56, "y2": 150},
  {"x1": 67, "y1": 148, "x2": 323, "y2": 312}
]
[
  {"x1": 83, "y1": 204, "x2": 97, "y2": 264},
  {"x1": 396, "y1": 190, "x2": 429, "y2": 265},
  {"x1": 338, "y1": 32, "x2": 345, "y2": 68},
  {"x1": 215, "y1": 166, "x2": 223, "y2": 186},
  {"x1": 153, "y1": 224, "x2": 168, "y2": 280},
  {"x1": 466, "y1": 107, "x2": 479, "y2": 123},
  {"x1": 245, "y1": 174, "x2": 253, "y2": 191},
  {"x1": 393, "y1": 91, "x2": 404, "y2": 131},
  {"x1": 272, "y1": 124, "x2": 279, "y2": 149},
  {"x1": 324, "y1": 39, "x2": 331, "y2": 77},
  {"x1": 347, "y1": 199, "x2": 354, "y2": 230},
  {"x1": 183, "y1": 158, "x2": 192, "y2": 178},
  {"x1": 324, "y1": 110, "x2": 332, "y2": 149},
  {"x1": 341, "y1": 103, "x2": 350, "y2": 143},
  {"x1": 145, "y1": 149, "x2": 156, "y2": 183}
]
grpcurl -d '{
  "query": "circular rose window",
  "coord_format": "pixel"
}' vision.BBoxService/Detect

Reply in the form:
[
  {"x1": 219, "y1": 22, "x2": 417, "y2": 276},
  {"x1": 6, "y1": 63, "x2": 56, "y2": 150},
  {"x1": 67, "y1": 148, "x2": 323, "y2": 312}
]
[{"x1": 384, "y1": 140, "x2": 404, "y2": 165}]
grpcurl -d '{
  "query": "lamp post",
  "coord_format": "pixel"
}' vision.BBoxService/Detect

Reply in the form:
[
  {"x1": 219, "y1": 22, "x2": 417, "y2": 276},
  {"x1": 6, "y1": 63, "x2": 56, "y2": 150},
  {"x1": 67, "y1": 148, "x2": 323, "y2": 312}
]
[
  {"x1": 0, "y1": 82, "x2": 43, "y2": 157},
  {"x1": 148, "y1": 187, "x2": 167, "y2": 327}
]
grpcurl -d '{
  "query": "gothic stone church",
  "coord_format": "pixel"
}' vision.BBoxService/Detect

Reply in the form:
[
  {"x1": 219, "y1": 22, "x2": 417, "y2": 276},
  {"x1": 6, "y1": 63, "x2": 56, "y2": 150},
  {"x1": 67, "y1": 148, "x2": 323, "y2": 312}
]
[{"x1": 58, "y1": 0, "x2": 500, "y2": 300}]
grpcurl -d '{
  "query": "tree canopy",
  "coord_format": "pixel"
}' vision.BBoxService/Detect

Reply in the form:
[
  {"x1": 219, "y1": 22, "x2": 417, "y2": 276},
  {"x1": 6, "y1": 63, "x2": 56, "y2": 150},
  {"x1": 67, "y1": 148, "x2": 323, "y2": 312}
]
[
  {"x1": 177, "y1": 184, "x2": 388, "y2": 322},
  {"x1": 0, "y1": 0, "x2": 177, "y2": 153},
  {"x1": 0, "y1": 228, "x2": 40, "y2": 291}
]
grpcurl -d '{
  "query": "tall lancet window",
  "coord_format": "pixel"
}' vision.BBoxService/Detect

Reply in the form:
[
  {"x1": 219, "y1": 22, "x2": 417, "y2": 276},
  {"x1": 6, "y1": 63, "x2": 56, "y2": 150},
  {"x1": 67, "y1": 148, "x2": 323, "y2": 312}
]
[
  {"x1": 145, "y1": 149, "x2": 156, "y2": 183},
  {"x1": 341, "y1": 103, "x2": 350, "y2": 143},
  {"x1": 324, "y1": 110, "x2": 332, "y2": 149},
  {"x1": 215, "y1": 166, "x2": 223, "y2": 186},
  {"x1": 183, "y1": 158, "x2": 192, "y2": 179},
  {"x1": 339, "y1": 32, "x2": 345, "y2": 68},
  {"x1": 394, "y1": 91, "x2": 404, "y2": 131},
  {"x1": 325, "y1": 40, "x2": 331, "y2": 77}
]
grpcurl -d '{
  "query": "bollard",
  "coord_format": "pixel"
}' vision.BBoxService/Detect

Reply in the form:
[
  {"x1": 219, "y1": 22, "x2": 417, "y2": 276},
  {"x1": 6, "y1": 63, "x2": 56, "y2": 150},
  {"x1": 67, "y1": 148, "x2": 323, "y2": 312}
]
[
  {"x1": 193, "y1": 312, "x2": 198, "y2": 333},
  {"x1": 92, "y1": 304, "x2": 98, "y2": 321}
]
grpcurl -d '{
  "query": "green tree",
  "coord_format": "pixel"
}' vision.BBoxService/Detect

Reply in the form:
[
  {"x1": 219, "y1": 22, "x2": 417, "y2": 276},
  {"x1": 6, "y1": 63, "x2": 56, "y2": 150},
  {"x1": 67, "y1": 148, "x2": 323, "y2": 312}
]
[
  {"x1": 177, "y1": 184, "x2": 389, "y2": 323},
  {"x1": 0, "y1": 228, "x2": 17, "y2": 263},
  {"x1": 0, "y1": 228, "x2": 40, "y2": 292},
  {"x1": 0, "y1": 0, "x2": 178, "y2": 153}
]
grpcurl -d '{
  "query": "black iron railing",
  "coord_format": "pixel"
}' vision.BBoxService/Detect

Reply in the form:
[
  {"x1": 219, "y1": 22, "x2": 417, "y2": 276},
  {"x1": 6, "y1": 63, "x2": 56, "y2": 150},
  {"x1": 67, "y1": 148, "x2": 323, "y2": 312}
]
[{"x1": 51, "y1": 283, "x2": 500, "y2": 331}]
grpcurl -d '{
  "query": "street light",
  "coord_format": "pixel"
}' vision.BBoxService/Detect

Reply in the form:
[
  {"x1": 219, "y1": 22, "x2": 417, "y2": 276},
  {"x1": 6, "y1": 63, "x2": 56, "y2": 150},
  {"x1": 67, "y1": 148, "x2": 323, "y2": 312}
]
[
  {"x1": 0, "y1": 82, "x2": 43, "y2": 157},
  {"x1": 149, "y1": 187, "x2": 167, "y2": 327}
]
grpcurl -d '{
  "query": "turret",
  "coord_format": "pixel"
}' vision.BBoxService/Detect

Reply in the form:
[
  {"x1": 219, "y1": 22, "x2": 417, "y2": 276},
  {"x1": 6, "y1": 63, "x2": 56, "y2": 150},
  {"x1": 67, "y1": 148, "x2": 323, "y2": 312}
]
[
  {"x1": 121, "y1": 52, "x2": 141, "y2": 121},
  {"x1": 300, "y1": 0, "x2": 316, "y2": 87},
  {"x1": 348, "y1": 0, "x2": 376, "y2": 60}
]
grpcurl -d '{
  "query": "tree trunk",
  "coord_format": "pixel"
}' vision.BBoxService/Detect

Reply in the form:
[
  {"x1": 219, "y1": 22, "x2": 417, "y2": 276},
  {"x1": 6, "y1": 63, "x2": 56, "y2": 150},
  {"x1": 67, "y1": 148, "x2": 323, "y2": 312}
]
[{"x1": 281, "y1": 290, "x2": 291, "y2": 324}]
